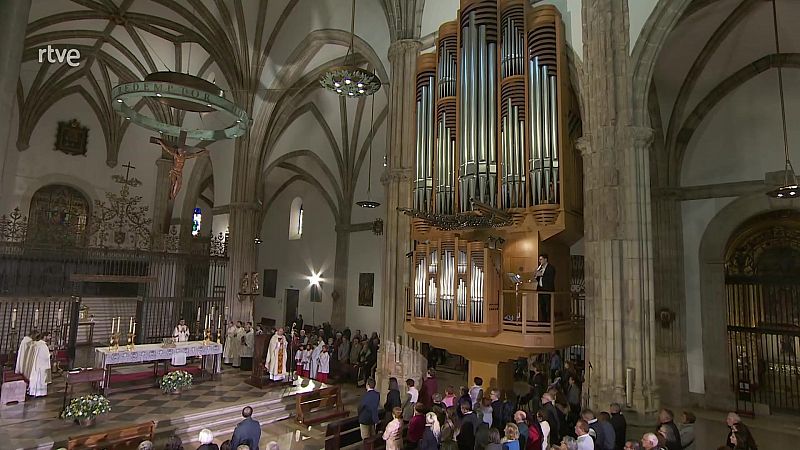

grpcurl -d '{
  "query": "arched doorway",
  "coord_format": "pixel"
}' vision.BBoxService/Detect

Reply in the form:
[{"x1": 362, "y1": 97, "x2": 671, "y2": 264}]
[{"x1": 725, "y1": 210, "x2": 800, "y2": 414}]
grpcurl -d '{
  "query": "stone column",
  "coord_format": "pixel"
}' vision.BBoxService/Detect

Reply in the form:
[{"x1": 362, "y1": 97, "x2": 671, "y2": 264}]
[
  {"x1": 331, "y1": 219, "x2": 351, "y2": 330},
  {"x1": 376, "y1": 39, "x2": 428, "y2": 393},
  {"x1": 0, "y1": 0, "x2": 31, "y2": 192},
  {"x1": 579, "y1": 0, "x2": 659, "y2": 413},
  {"x1": 652, "y1": 194, "x2": 689, "y2": 405},
  {"x1": 225, "y1": 202, "x2": 259, "y2": 323}
]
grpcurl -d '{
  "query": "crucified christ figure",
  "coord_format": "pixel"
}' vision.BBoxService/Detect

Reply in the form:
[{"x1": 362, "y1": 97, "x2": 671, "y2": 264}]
[{"x1": 150, "y1": 131, "x2": 208, "y2": 200}]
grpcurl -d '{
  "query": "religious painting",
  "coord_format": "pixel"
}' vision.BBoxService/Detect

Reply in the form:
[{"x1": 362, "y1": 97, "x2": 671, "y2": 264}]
[
  {"x1": 310, "y1": 282, "x2": 322, "y2": 303},
  {"x1": 54, "y1": 119, "x2": 89, "y2": 156},
  {"x1": 358, "y1": 273, "x2": 374, "y2": 307}
]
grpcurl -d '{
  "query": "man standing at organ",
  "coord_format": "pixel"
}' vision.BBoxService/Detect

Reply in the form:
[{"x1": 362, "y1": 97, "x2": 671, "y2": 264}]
[
  {"x1": 265, "y1": 327, "x2": 288, "y2": 381},
  {"x1": 173, "y1": 318, "x2": 190, "y2": 342},
  {"x1": 534, "y1": 254, "x2": 556, "y2": 321}
]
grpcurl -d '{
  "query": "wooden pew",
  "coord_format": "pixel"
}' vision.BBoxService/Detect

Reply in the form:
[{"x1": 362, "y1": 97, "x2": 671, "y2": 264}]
[
  {"x1": 324, "y1": 415, "x2": 362, "y2": 450},
  {"x1": 67, "y1": 421, "x2": 155, "y2": 450},
  {"x1": 296, "y1": 385, "x2": 348, "y2": 425}
]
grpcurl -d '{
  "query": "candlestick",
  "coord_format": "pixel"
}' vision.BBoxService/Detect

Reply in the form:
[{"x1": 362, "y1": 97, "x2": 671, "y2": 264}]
[
  {"x1": 132, "y1": 321, "x2": 136, "y2": 336},
  {"x1": 11, "y1": 308, "x2": 16, "y2": 329},
  {"x1": 57, "y1": 308, "x2": 63, "y2": 325},
  {"x1": 34, "y1": 308, "x2": 39, "y2": 325},
  {"x1": 129, "y1": 317, "x2": 133, "y2": 333},
  {"x1": 217, "y1": 314, "x2": 221, "y2": 331},
  {"x1": 196, "y1": 306, "x2": 201, "y2": 322}
]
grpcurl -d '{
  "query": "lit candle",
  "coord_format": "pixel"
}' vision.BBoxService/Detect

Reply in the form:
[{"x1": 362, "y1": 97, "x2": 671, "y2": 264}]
[
  {"x1": 117, "y1": 316, "x2": 121, "y2": 334},
  {"x1": 217, "y1": 314, "x2": 221, "y2": 330},
  {"x1": 58, "y1": 308, "x2": 63, "y2": 325},
  {"x1": 11, "y1": 308, "x2": 17, "y2": 329},
  {"x1": 132, "y1": 322, "x2": 136, "y2": 336},
  {"x1": 196, "y1": 307, "x2": 201, "y2": 322},
  {"x1": 129, "y1": 317, "x2": 133, "y2": 333},
  {"x1": 34, "y1": 308, "x2": 39, "y2": 324}
]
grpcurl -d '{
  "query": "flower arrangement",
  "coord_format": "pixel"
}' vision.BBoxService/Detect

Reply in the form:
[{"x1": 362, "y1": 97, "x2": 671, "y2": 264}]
[
  {"x1": 61, "y1": 394, "x2": 111, "y2": 420},
  {"x1": 159, "y1": 370, "x2": 193, "y2": 393}
]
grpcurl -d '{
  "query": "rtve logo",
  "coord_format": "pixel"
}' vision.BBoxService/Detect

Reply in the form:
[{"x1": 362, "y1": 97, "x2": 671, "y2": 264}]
[{"x1": 38, "y1": 45, "x2": 81, "y2": 67}]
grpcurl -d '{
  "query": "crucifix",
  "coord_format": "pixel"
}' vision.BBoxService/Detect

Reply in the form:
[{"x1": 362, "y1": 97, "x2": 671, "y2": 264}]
[{"x1": 149, "y1": 130, "x2": 208, "y2": 200}]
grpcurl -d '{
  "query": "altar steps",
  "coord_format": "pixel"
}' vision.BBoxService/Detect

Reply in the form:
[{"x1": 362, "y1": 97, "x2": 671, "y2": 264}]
[{"x1": 158, "y1": 384, "x2": 360, "y2": 447}]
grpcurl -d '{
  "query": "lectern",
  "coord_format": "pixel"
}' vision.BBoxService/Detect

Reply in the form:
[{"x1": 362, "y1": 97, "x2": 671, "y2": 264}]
[{"x1": 246, "y1": 334, "x2": 268, "y2": 388}]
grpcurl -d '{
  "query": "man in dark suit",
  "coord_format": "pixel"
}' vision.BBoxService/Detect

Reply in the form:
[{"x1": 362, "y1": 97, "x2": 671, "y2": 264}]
[
  {"x1": 535, "y1": 254, "x2": 556, "y2": 321},
  {"x1": 358, "y1": 378, "x2": 380, "y2": 439},
  {"x1": 609, "y1": 403, "x2": 627, "y2": 450},
  {"x1": 541, "y1": 392, "x2": 561, "y2": 444},
  {"x1": 230, "y1": 406, "x2": 260, "y2": 450}
]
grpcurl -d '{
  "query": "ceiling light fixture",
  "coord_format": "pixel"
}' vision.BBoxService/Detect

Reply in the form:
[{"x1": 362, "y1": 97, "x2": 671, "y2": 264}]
[
  {"x1": 356, "y1": 94, "x2": 381, "y2": 208},
  {"x1": 319, "y1": 0, "x2": 381, "y2": 98},
  {"x1": 766, "y1": 0, "x2": 798, "y2": 199}
]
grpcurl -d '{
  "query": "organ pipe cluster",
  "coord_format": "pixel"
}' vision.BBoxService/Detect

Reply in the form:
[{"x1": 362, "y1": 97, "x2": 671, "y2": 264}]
[
  {"x1": 412, "y1": 241, "x2": 493, "y2": 325},
  {"x1": 412, "y1": 0, "x2": 569, "y2": 213}
]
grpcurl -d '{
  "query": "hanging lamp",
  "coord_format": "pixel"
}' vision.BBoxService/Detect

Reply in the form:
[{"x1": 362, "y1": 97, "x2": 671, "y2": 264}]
[
  {"x1": 766, "y1": 0, "x2": 798, "y2": 199},
  {"x1": 356, "y1": 95, "x2": 381, "y2": 208},
  {"x1": 319, "y1": 0, "x2": 381, "y2": 98}
]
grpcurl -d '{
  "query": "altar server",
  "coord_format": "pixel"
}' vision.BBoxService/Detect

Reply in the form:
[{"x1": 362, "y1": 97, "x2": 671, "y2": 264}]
[
  {"x1": 28, "y1": 332, "x2": 52, "y2": 397},
  {"x1": 173, "y1": 318, "x2": 190, "y2": 342},
  {"x1": 301, "y1": 344, "x2": 312, "y2": 377},
  {"x1": 317, "y1": 345, "x2": 331, "y2": 383},
  {"x1": 239, "y1": 322, "x2": 255, "y2": 371}
]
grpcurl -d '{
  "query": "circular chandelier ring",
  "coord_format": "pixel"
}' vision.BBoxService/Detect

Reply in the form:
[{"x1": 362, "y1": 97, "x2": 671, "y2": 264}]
[{"x1": 111, "y1": 81, "x2": 251, "y2": 140}]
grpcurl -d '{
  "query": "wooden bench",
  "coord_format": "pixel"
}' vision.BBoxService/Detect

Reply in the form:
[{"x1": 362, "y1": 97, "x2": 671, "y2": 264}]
[
  {"x1": 67, "y1": 420, "x2": 155, "y2": 450},
  {"x1": 296, "y1": 385, "x2": 348, "y2": 425},
  {"x1": 324, "y1": 415, "x2": 362, "y2": 450}
]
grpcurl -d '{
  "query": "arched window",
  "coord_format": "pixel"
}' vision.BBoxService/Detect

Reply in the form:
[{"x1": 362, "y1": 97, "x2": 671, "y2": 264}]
[
  {"x1": 289, "y1": 197, "x2": 303, "y2": 240},
  {"x1": 28, "y1": 184, "x2": 90, "y2": 247}
]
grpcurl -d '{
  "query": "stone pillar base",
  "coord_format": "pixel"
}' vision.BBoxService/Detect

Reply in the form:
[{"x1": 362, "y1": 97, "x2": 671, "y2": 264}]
[{"x1": 376, "y1": 339, "x2": 428, "y2": 396}]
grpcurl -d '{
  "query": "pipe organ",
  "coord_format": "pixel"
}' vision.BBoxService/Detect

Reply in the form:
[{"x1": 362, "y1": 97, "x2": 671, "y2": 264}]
[{"x1": 412, "y1": 0, "x2": 573, "y2": 214}]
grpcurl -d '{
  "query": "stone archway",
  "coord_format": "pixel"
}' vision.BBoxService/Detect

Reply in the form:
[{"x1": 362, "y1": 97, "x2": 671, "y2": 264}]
[{"x1": 698, "y1": 193, "x2": 800, "y2": 410}]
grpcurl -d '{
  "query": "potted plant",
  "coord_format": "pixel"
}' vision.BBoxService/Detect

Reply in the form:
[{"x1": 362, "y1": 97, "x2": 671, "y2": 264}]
[
  {"x1": 159, "y1": 370, "x2": 193, "y2": 394},
  {"x1": 61, "y1": 394, "x2": 111, "y2": 426}
]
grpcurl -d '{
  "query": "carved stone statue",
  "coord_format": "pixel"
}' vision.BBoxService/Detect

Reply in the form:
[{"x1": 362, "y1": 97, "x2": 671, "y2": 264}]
[{"x1": 250, "y1": 272, "x2": 260, "y2": 294}]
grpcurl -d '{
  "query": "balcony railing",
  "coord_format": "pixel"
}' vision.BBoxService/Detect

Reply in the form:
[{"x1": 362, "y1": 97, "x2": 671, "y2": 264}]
[{"x1": 405, "y1": 286, "x2": 584, "y2": 338}]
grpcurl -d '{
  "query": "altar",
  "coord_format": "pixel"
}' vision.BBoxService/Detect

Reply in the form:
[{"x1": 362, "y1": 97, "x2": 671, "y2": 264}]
[{"x1": 94, "y1": 341, "x2": 222, "y2": 393}]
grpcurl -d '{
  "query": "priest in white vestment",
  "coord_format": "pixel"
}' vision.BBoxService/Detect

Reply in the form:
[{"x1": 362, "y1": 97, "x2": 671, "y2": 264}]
[
  {"x1": 265, "y1": 328, "x2": 288, "y2": 381},
  {"x1": 309, "y1": 340, "x2": 324, "y2": 379},
  {"x1": 231, "y1": 321, "x2": 244, "y2": 368},
  {"x1": 239, "y1": 322, "x2": 255, "y2": 371},
  {"x1": 28, "y1": 333, "x2": 51, "y2": 397},
  {"x1": 15, "y1": 332, "x2": 34, "y2": 375},
  {"x1": 173, "y1": 319, "x2": 190, "y2": 342},
  {"x1": 223, "y1": 321, "x2": 237, "y2": 364}
]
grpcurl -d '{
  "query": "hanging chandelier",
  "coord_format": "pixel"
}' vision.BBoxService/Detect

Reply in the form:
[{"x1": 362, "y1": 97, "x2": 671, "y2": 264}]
[
  {"x1": 356, "y1": 94, "x2": 381, "y2": 208},
  {"x1": 319, "y1": 0, "x2": 381, "y2": 98},
  {"x1": 766, "y1": 0, "x2": 798, "y2": 199}
]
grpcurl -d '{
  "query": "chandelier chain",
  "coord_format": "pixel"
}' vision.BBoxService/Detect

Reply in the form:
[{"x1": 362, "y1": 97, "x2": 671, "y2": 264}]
[{"x1": 771, "y1": 0, "x2": 792, "y2": 182}]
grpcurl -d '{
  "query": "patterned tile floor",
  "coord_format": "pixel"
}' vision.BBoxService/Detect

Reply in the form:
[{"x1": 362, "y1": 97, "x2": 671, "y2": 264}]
[{"x1": 0, "y1": 348, "x2": 357, "y2": 450}]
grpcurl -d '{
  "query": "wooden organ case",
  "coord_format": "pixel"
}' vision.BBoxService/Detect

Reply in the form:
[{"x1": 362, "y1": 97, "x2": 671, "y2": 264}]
[{"x1": 405, "y1": 0, "x2": 583, "y2": 382}]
